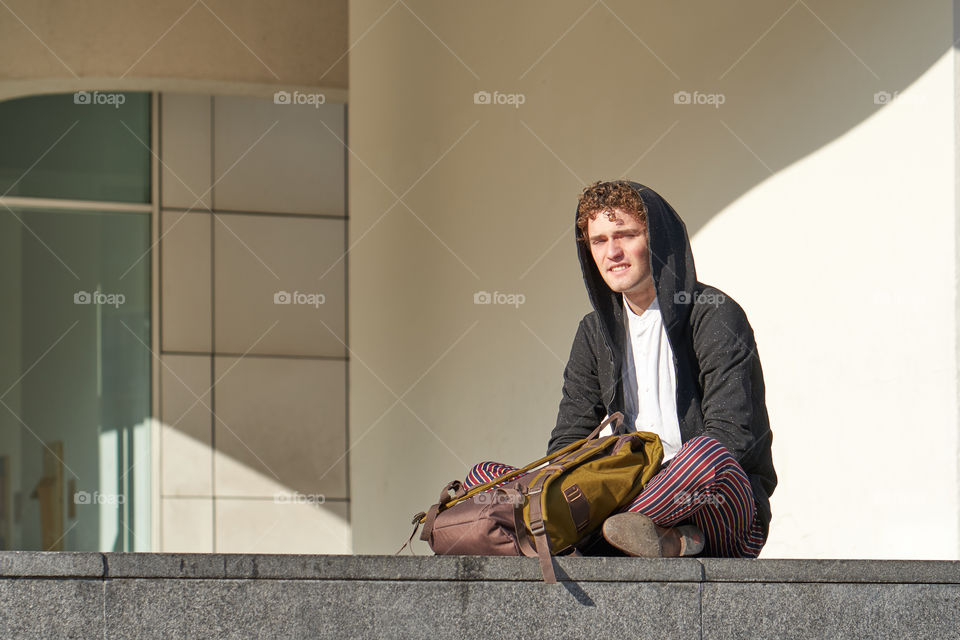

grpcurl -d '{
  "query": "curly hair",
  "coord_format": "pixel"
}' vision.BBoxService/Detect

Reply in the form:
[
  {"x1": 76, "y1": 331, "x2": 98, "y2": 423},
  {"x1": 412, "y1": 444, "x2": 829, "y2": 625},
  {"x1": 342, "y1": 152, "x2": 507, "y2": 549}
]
[{"x1": 575, "y1": 180, "x2": 647, "y2": 242}]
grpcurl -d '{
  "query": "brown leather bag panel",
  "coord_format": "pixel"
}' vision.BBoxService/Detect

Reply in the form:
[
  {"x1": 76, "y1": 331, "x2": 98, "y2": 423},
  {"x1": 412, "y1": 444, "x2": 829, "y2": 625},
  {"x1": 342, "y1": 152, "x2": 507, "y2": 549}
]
[{"x1": 428, "y1": 498, "x2": 522, "y2": 556}]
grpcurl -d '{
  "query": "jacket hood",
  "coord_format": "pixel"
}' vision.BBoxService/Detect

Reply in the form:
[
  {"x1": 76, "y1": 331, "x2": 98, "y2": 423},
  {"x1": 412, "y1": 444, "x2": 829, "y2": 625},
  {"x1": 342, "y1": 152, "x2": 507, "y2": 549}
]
[{"x1": 575, "y1": 181, "x2": 698, "y2": 362}]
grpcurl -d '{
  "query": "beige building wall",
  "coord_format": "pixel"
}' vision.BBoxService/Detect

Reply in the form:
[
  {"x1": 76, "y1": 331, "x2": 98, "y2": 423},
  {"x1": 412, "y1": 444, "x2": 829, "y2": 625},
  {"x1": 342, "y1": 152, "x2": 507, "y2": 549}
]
[
  {"x1": 157, "y1": 93, "x2": 349, "y2": 553},
  {"x1": 348, "y1": 0, "x2": 959, "y2": 558}
]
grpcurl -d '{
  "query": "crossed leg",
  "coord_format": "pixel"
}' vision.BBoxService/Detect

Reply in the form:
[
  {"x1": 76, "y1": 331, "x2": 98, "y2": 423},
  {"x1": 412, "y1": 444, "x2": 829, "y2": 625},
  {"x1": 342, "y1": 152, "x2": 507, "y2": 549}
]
[{"x1": 463, "y1": 435, "x2": 766, "y2": 558}]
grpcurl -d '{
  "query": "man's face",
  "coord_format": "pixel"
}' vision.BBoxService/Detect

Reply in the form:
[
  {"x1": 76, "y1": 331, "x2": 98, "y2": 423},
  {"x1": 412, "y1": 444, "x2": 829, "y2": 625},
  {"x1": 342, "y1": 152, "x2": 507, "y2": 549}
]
[{"x1": 586, "y1": 208, "x2": 653, "y2": 297}]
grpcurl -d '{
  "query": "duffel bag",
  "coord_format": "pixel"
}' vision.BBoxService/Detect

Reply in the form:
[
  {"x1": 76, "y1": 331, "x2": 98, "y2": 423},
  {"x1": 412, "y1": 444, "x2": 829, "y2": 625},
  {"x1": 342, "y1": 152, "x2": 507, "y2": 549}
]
[{"x1": 406, "y1": 412, "x2": 663, "y2": 583}]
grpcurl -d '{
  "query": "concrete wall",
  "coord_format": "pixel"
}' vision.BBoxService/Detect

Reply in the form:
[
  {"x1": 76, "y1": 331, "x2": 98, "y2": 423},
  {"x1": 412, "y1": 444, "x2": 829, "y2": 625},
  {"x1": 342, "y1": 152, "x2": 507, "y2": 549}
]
[{"x1": 348, "y1": 0, "x2": 958, "y2": 558}]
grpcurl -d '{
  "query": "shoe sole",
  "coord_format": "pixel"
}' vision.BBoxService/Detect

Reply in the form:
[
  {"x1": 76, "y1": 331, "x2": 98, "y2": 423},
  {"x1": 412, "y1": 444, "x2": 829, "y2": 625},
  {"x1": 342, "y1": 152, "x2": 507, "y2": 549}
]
[
  {"x1": 602, "y1": 514, "x2": 707, "y2": 557},
  {"x1": 602, "y1": 513, "x2": 663, "y2": 557}
]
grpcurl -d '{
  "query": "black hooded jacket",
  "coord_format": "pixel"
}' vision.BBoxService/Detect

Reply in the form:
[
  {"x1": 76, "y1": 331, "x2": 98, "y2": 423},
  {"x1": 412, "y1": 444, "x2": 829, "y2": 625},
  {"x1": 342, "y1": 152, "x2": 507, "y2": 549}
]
[{"x1": 547, "y1": 182, "x2": 777, "y2": 538}]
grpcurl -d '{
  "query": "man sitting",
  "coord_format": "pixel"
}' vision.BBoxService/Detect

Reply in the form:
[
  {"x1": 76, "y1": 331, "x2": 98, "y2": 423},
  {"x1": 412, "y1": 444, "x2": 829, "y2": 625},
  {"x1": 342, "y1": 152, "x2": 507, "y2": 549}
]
[{"x1": 465, "y1": 180, "x2": 777, "y2": 558}]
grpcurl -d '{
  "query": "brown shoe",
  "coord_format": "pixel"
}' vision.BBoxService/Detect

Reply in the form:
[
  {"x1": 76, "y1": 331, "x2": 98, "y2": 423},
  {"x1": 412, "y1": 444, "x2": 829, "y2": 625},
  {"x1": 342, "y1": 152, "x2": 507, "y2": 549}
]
[{"x1": 602, "y1": 513, "x2": 705, "y2": 557}]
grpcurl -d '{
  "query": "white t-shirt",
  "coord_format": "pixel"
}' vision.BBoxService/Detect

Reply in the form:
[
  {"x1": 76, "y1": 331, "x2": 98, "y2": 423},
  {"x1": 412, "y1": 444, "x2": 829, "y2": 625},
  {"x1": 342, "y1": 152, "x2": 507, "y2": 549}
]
[{"x1": 598, "y1": 294, "x2": 683, "y2": 462}]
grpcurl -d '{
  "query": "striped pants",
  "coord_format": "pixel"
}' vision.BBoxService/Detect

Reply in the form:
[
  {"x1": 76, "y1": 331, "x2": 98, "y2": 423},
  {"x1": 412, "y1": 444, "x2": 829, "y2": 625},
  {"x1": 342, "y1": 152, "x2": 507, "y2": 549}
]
[{"x1": 463, "y1": 435, "x2": 766, "y2": 558}]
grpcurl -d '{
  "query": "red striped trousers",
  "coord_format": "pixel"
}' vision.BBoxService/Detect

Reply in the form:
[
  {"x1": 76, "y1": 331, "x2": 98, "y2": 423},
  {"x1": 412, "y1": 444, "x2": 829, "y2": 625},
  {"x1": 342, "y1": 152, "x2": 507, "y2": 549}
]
[{"x1": 464, "y1": 435, "x2": 766, "y2": 558}]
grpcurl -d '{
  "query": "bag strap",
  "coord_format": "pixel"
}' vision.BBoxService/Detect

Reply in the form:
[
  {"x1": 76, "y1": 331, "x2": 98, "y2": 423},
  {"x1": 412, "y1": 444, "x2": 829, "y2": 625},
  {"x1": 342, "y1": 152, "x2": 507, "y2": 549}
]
[
  {"x1": 412, "y1": 412, "x2": 625, "y2": 529},
  {"x1": 419, "y1": 480, "x2": 466, "y2": 542},
  {"x1": 517, "y1": 428, "x2": 620, "y2": 584},
  {"x1": 587, "y1": 411, "x2": 624, "y2": 441},
  {"x1": 397, "y1": 511, "x2": 427, "y2": 555},
  {"x1": 553, "y1": 431, "x2": 617, "y2": 468},
  {"x1": 524, "y1": 465, "x2": 563, "y2": 584}
]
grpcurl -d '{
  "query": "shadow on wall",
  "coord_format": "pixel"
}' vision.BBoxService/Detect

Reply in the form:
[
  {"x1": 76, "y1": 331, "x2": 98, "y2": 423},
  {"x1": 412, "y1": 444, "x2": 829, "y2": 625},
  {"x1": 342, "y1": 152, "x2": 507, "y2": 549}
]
[
  {"x1": 653, "y1": 0, "x2": 950, "y2": 233},
  {"x1": 404, "y1": 0, "x2": 953, "y2": 236}
]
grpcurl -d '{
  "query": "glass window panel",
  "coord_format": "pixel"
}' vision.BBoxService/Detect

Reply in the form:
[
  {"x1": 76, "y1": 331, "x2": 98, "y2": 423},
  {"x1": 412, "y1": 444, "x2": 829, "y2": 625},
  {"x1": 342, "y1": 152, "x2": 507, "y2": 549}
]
[
  {"x1": 0, "y1": 207, "x2": 151, "y2": 551},
  {"x1": 0, "y1": 92, "x2": 151, "y2": 203}
]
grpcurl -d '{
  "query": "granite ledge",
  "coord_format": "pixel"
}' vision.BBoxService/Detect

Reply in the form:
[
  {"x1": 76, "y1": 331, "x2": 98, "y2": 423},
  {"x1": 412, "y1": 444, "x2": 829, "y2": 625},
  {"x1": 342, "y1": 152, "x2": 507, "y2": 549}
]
[
  {"x1": 700, "y1": 558, "x2": 960, "y2": 584},
  {"x1": 101, "y1": 554, "x2": 704, "y2": 582},
  {"x1": 0, "y1": 551, "x2": 104, "y2": 578},
  {"x1": 1, "y1": 553, "x2": 958, "y2": 585}
]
